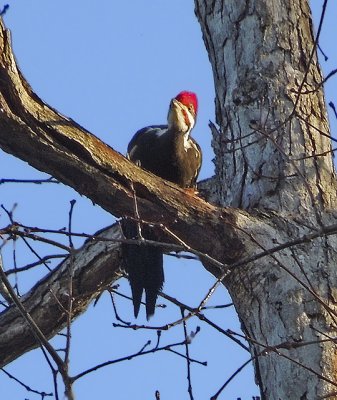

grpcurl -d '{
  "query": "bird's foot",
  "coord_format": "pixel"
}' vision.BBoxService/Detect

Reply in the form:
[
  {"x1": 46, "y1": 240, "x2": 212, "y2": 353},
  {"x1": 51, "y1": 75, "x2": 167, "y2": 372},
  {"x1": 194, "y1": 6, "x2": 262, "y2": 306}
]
[{"x1": 184, "y1": 187, "x2": 199, "y2": 195}]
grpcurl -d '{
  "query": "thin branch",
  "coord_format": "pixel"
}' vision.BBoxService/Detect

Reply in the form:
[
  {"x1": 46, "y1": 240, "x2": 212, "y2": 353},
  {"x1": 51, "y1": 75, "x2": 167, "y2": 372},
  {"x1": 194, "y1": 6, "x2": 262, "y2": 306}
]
[
  {"x1": 295, "y1": 112, "x2": 337, "y2": 143},
  {"x1": 64, "y1": 200, "x2": 76, "y2": 375},
  {"x1": 108, "y1": 290, "x2": 132, "y2": 326},
  {"x1": 290, "y1": 0, "x2": 328, "y2": 112},
  {"x1": 292, "y1": 68, "x2": 337, "y2": 95},
  {"x1": 0, "y1": 4, "x2": 8, "y2": 16},
  {"x1": 0, "y1": 259, "x2": 73, "y2": 396},
  {"x1": 1, "y1": 227, "x2": 71, "y2": 252},
  {"x1": 181, "y1": 308, "x2": 194, "y2": 400},
  {"x1": 317, "y1": 42, "x2": 328, "y2": 61},
  {"x1": 251, "y1": 122, "x2": 323, "y2": 227},
  {"x1": 71, "y1": 338, "x2": 191, "y2": 382},
  {"x1": 5, "y1": 254, "x2": 66, "y2": 275},
  {"x1": 228, "y1": 329, "x2": 337, "y2": 388},
  {"x1": 0, "y1": 177, "x2": 58, "y2": 185},
  {"x1": 160, "y1": 292, "x2": 250, "y2": 352},
  {"x1": 329, "y1": 101, "x2": 337, "y2": 120},
  {"x1": 1, "y1": 368, "x2": 53, "y2": 398},
  {"x1": 210, "y1": 357, "x2": 255, "y2": 400},
  {"x1": 291, "y1": 147, "x2": 337, "y2": 161}
]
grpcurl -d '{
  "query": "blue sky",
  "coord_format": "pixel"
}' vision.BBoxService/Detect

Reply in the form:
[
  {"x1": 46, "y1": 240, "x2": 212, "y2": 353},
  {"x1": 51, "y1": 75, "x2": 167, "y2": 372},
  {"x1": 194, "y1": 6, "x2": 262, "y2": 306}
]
[{"x1": 0, "y1": 1, "x2": 336, "y2": 399}]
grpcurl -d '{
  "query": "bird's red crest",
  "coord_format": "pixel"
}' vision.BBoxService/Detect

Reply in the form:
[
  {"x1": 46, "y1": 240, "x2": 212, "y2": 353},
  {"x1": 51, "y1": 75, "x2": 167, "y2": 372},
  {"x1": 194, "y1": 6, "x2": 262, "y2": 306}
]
[{"x1": 175, "y1": 91, "x2": 198, "y2": 115}]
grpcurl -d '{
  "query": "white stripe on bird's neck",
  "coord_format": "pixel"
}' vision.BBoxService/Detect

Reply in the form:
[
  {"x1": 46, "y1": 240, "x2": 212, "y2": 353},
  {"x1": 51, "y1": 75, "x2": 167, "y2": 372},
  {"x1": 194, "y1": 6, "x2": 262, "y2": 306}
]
[
  {"x1": 182, "y1": 107, "x2": 195, "y2": 152},
  {"x1": 183, "y1": 127, "x2": 193, "y2": 151}
]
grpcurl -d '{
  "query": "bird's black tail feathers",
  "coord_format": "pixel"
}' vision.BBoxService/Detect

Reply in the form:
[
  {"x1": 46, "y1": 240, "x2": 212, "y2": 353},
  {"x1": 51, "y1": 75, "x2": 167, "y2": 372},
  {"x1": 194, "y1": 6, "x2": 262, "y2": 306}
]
[{"x1": 121, "y1": 220, "x2": 164, "y2": 319}]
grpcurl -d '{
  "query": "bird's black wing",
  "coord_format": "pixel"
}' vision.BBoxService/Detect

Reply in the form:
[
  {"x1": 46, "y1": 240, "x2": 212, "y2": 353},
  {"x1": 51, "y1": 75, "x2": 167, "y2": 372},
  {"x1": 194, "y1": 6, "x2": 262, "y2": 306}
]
[{"x1": 127, "y1": 125, "x2": 168, "y2": 161}]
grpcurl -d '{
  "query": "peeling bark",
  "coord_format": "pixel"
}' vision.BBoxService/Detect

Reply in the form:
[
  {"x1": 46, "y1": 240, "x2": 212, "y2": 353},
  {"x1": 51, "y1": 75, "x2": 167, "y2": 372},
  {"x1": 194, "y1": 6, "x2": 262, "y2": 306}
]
[
  {"x1": 0, "y1": 0, "x2": 337, "y2": 398},
  {"x1": 195, "y1": 0, "x2": 337, "y2": 398}
]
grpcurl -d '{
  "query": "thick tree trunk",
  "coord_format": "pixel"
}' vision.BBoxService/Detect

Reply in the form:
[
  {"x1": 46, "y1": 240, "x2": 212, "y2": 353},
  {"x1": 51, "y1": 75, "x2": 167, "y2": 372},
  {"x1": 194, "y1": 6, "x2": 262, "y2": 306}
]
[
  {"x1": 195, "y1": 0, "x2": 337, "y2": 398},
  {"x1": 0, "y1": 0, "x2": 337, "y2": 398}
]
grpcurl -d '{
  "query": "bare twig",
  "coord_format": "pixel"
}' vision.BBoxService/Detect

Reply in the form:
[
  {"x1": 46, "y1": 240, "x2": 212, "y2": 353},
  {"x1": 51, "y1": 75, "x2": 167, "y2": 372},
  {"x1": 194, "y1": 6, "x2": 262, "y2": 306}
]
[
  {"x1": 0, "y1": 4, "x2": 8, "y2": 16},
  {"x1": 1, "y1": 368, "x2": 53, "y2": 398},
  {"x1": 210, "y1": 357, "x2": 255, "y2": 400},
  {"x1": 329, "y1": 102, "x2": 337, "y2": 120},
  {"x1": 181, "y1": 308, "x2": 194, "y2": 400},
  {"x1": 0, "y1": 265, "x2": 74, "y2": 398},
  {"x1": 292, "y1": 68, "x2": 337, "y2": 95},
  {"x1": 0, "y1": 177, "x2": 58, "y2": 185},
  {"x1": 71, "y1": 338, "x2": 193, "y2": 382},
  {"x1": 64, "y1": 200, "x2": 76, "y2": 375},
  {"x1": 5, "y1": 254, "x2": 66, "y2": 275}
]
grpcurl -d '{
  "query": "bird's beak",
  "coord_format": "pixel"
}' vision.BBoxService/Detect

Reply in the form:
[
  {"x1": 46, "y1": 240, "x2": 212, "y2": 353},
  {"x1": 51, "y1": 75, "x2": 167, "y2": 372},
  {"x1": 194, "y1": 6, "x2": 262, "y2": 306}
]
[
  {"x1": 168, "y1": 99, "x2": 182, "y2": 122},
  {"x1": 170, "y1": 98, "x2": 181, "y2": 110}
]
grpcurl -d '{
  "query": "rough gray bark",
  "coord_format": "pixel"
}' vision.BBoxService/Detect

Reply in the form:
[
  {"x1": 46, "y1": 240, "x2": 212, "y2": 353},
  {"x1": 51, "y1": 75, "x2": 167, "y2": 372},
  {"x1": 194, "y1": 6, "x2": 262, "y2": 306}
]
[
  {"x1": 195, "y1": 0, "x2": 337, "y2": 399},
  {"x1": 0, "y1": 0, "x2": 336, "y2": 399}
]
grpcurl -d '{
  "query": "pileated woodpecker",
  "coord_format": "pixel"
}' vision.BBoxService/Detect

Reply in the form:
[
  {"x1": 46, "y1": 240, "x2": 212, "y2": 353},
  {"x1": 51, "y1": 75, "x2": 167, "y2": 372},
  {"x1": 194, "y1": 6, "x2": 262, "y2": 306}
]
[{"x1": 122, "y1": 91, "x2": 202, "y2": 319}]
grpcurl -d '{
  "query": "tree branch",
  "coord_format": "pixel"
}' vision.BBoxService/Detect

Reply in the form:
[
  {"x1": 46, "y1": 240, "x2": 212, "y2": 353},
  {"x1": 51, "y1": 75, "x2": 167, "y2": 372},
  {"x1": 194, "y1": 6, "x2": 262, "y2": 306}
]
[
  {"x1": 0, "y1": 17, "x2": 244, "y2": 265},
  {"x1": 0, "y1": 224, "x2": 122, "y2": 367},
  {"x1": 0, "y1": 16, "x2": 259, "y2": 368}
]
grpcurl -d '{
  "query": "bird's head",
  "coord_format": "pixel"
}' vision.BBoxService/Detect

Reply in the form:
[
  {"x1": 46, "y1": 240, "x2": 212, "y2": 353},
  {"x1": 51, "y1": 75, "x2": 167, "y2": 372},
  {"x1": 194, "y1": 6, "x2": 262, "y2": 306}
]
[{"x1": 167, "y1": 91, "x2": 198, "y2": 133}]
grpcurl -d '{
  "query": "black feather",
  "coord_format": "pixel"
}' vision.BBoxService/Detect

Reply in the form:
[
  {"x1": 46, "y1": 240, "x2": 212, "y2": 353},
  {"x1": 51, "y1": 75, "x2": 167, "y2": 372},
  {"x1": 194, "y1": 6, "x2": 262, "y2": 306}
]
[
  {"x1": 124, "y1": 117, "x2": 201, "y2": 318},
  {"x1": 121, "y1": 220, "x2": 164, "y2": 319}
]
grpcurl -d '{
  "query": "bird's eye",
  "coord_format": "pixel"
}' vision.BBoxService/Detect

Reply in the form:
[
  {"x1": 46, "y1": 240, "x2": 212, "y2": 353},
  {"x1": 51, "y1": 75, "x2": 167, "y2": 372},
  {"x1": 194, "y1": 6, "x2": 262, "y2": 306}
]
[{"x1": 188, "y1": 105, "x2": 194, "y2": 112}]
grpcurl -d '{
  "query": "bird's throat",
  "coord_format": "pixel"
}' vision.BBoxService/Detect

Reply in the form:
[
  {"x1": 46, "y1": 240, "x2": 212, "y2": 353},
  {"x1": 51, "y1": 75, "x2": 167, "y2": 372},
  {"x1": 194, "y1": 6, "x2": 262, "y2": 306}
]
[{"x1": 183, "y1": 129, "x2": 193, "y2": 152}]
